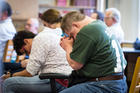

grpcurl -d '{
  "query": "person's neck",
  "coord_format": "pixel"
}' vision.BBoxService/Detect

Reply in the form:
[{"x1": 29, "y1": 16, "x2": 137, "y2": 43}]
[
  {"x1": 79, "y1": 16, "x2": 95, "y2": 29},
  {"x1": 72, "y1": 16, "x2": 95, "y2": 39},
  {"x1": 50, "y1": 23, "x2": 61, "y2": 29}
]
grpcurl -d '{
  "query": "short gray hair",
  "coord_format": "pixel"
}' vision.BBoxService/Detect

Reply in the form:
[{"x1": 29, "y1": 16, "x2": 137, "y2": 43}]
[
  {"x1": 61, "y1": 11, "x2": 85, "y2": 32},
  {"x1": 106, "y1": 8, "x2": 121, "y2": 23}
]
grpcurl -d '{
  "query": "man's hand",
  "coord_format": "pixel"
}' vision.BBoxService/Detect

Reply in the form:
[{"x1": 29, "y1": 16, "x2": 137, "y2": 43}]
[
  {"x1": 1, "y1": 69, "x2": 32, "y2": 81},
  {"x1": 1, "y1": 73, "x2": 10, "y2": 80},
  {"x1": 60, "y1": 36, "x2": 83, "y2": 70},
  {"x1": 21, "y1": 59, "x2": 29, "y2": 68},
  {"x1": 60, "y1": 36, "x2": 74, "y2": 52}
]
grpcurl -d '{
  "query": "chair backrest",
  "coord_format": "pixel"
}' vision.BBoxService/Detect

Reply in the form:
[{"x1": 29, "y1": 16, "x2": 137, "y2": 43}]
[
  {"x1": 129, "y1": 56, "x2": 140, "y2": 93},
  {"x1": 3, "y1": 40, "x2": 26, "y2": 63},
  {"x1": 3, "y1": 40, "x2": 14, "y2": 62}
]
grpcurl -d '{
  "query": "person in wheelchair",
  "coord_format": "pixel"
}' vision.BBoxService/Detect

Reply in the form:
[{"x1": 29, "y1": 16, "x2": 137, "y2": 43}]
[{"x1": 60, "y1": 11, "x2": 127, "y2": 93}]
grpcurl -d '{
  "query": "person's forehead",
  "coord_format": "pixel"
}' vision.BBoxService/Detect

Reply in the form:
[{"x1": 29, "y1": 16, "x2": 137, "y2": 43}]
[
  {"x1": 105, "y1": 11, "x2": 112, "y2": 17},
  {"x1": 93, "y1": 12, "x2": 97, "y2": 15},
  {"x1": 91, "y1": 13, "x2": 97, "y2": 16},
  {"x1": 27, "y1": 19, "x2": 33, "y2": 24}
]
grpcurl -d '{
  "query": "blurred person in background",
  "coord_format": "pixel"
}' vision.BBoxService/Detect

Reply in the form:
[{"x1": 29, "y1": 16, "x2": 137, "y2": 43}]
[
  {"x1": 104, "y1": 8, "x2": 124, "y2": 44},
  {"x1": 0, "y1": 1, "x2": 16, "y2": 76},
  {"x1": 91, "y1": 10, "x2": 104, "y2": 21},
  {"x1": 25, "y1": 18, "x2": 39, "y2": 34}
]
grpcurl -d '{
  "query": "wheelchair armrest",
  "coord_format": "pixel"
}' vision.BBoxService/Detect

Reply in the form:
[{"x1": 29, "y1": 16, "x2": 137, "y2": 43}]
[
  {"x1": 39, "y1": 73, "x2": 69, "y2": 79},
  {"x1": 39, "y1": 73, "x2": 70, "y2": 93}
]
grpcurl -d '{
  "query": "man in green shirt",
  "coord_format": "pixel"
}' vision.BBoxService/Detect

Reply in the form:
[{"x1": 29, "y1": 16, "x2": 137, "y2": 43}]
[{"x1": 60, "y1": 11, "x2": 127, "y2": 93}]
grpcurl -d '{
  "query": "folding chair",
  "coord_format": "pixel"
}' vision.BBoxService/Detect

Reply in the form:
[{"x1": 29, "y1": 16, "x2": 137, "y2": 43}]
[
  {"x1": 3, "y1": 40, "x2": 14, "y2": 63},
  {"x1": 3, "y1": 40, "x2": 26, "y2": 74},
  {"x1": 3, "y1": 40, "x2": 25, "y2": 63},
  {"x1": 129, "y1": 56, "x2": 140, "y2": 93}
]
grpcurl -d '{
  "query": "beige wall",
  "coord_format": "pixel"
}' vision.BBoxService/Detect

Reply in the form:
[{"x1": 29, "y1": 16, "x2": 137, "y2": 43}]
[
  {"x1": 7, "y1": 0, "x2": 39, "y2": 31},
  {"x1": 7, "y1": 0, "x2": 39, "y2": 20}
]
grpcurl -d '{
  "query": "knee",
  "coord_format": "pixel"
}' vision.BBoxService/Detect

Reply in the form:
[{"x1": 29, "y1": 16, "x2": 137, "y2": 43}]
[
  {"x1": 3, "y1": 77, "x2": 17, "y2": 89},
  {"x1": 2, "y1": 77, "x2": 17, "y2": 93}
]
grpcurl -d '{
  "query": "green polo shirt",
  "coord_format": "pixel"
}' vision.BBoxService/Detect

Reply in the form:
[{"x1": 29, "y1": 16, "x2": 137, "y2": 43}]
[{"x1": 70, "y1": 20, "x2": 127, "y2": 78}]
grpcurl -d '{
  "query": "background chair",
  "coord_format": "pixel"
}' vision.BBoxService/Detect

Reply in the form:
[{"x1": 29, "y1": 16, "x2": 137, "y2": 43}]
[
  {"x1": 129, "y1": 56, "x2": 140, "y2": 93},
  {"x1": 3, "y1": 40, "x2": 26, "y2": 73},
  {"x1": 3, "y1": 40, "x2": 25, "y2": 63},
  {"x1": 3, "y1": 40, "x2": 15, "y2": 63}
]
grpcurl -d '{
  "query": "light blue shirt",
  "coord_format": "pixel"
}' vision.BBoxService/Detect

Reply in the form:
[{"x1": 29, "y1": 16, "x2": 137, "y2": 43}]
[{"x1": 0, "y1": 17, "x2": 16, "y2": 43}]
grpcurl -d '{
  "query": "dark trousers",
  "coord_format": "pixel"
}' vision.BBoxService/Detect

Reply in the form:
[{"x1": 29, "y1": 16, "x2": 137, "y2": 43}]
[{"x1": 4, "y1": 62, "x2": 25, "y2": 73}]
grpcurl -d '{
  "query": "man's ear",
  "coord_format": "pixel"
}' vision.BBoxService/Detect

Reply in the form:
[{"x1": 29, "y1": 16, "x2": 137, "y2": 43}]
[
  {"x1": 72, "y1": 22, "x2": 80, "y2": 28},
  {"x1": 24, "y1": 39, "x2": 33, "y2": 44},
  {"x1": 24, "y1": 39, "x2": 29, "y2": 44}
]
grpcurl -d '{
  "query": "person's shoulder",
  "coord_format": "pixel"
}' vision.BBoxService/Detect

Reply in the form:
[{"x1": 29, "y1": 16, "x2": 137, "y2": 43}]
[
  {"x1": 82, "y1": 20, "x2": 106, "y2": 31},
  {"x1": 33, "y1": 30, "x2": 47, "y2": 40},
  {"x1": 92, "y1": 20, "x2": 106, "y2": 26},
  {"x1": 84, "y1": 20, "x2": 106, "y2": 29}
]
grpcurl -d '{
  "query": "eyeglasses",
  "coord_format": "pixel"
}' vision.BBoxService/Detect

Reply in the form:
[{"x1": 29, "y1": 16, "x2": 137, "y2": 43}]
[
  {"x1": 104, "y1": 17, "x2": 113, "y2": 20},
  {"x1": 25, "y1": 23, "x2": 32, "y2": 27}
]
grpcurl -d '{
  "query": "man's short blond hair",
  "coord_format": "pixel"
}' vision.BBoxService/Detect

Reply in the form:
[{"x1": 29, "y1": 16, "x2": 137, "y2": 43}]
[{"x1": 61, "y1": 11, "x2": 85, "y2": 32}]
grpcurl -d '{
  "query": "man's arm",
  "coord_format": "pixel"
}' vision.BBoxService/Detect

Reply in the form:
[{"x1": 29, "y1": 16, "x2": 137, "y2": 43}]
[
  {"x1": 12, "y1": 69, "x2": 32, "y2": 77},
  {"x1": 60, "y1": 37, "x2": 83, "y2": 70},
  {"x1": 66, "y1": 48, "x2": 83, "y2": 70},
  {"x1": 2, "y1": 69, "x2": 32, "y2": 80}
]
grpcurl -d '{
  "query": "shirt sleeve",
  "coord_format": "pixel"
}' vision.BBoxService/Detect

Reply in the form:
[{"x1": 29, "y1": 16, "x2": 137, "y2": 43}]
[
  {"x1": 70, "y1": 33, "x2": 94, "y2": 65},
  {"x1": 26, "y1": 36, "x2": 48, "y2": 76}
]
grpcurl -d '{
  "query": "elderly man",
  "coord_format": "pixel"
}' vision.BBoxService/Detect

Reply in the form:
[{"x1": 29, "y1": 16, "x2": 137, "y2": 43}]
[
  {"x1": 60, "y1": 11, "x2": 127, "y2": 93},
  {"x1": 25, "y1": 18, "x2": 39, "y2": 34},
  {"x1": 0, "y1": 1, "x2": 16, "y2": 76},
  {"x1": 104, "y1": 8, "x2": 124, "y2": 44}
]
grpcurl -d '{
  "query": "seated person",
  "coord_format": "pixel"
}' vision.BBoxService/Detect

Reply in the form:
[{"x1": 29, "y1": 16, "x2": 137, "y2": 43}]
[
  {"x1": 90, "y1": 10, "x2": 104, "y2": 21},
  {"x1": 25, "y1": 18, "x2": 39, "y2": 34},
  {"x1": 59, "y1": 11, "x2": 127, "y2": 93},
  {"x1": 4, "y1": 54, "x2": 29, "y2": 73},
  {"x1": 2, "y1": 9, "x2": 72, "y2": 93},
  {"x1": 104, "y1": 8, "x2": 124, "y2": 44},
  {"x1": 4, "y1": 18, "x2": 39, "y2": 73}
]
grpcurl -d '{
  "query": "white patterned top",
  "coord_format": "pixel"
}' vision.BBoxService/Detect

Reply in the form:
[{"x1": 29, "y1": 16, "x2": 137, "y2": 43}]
[{"x1": 26, "y1": 27, "x2": 72, "y2": 76}]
